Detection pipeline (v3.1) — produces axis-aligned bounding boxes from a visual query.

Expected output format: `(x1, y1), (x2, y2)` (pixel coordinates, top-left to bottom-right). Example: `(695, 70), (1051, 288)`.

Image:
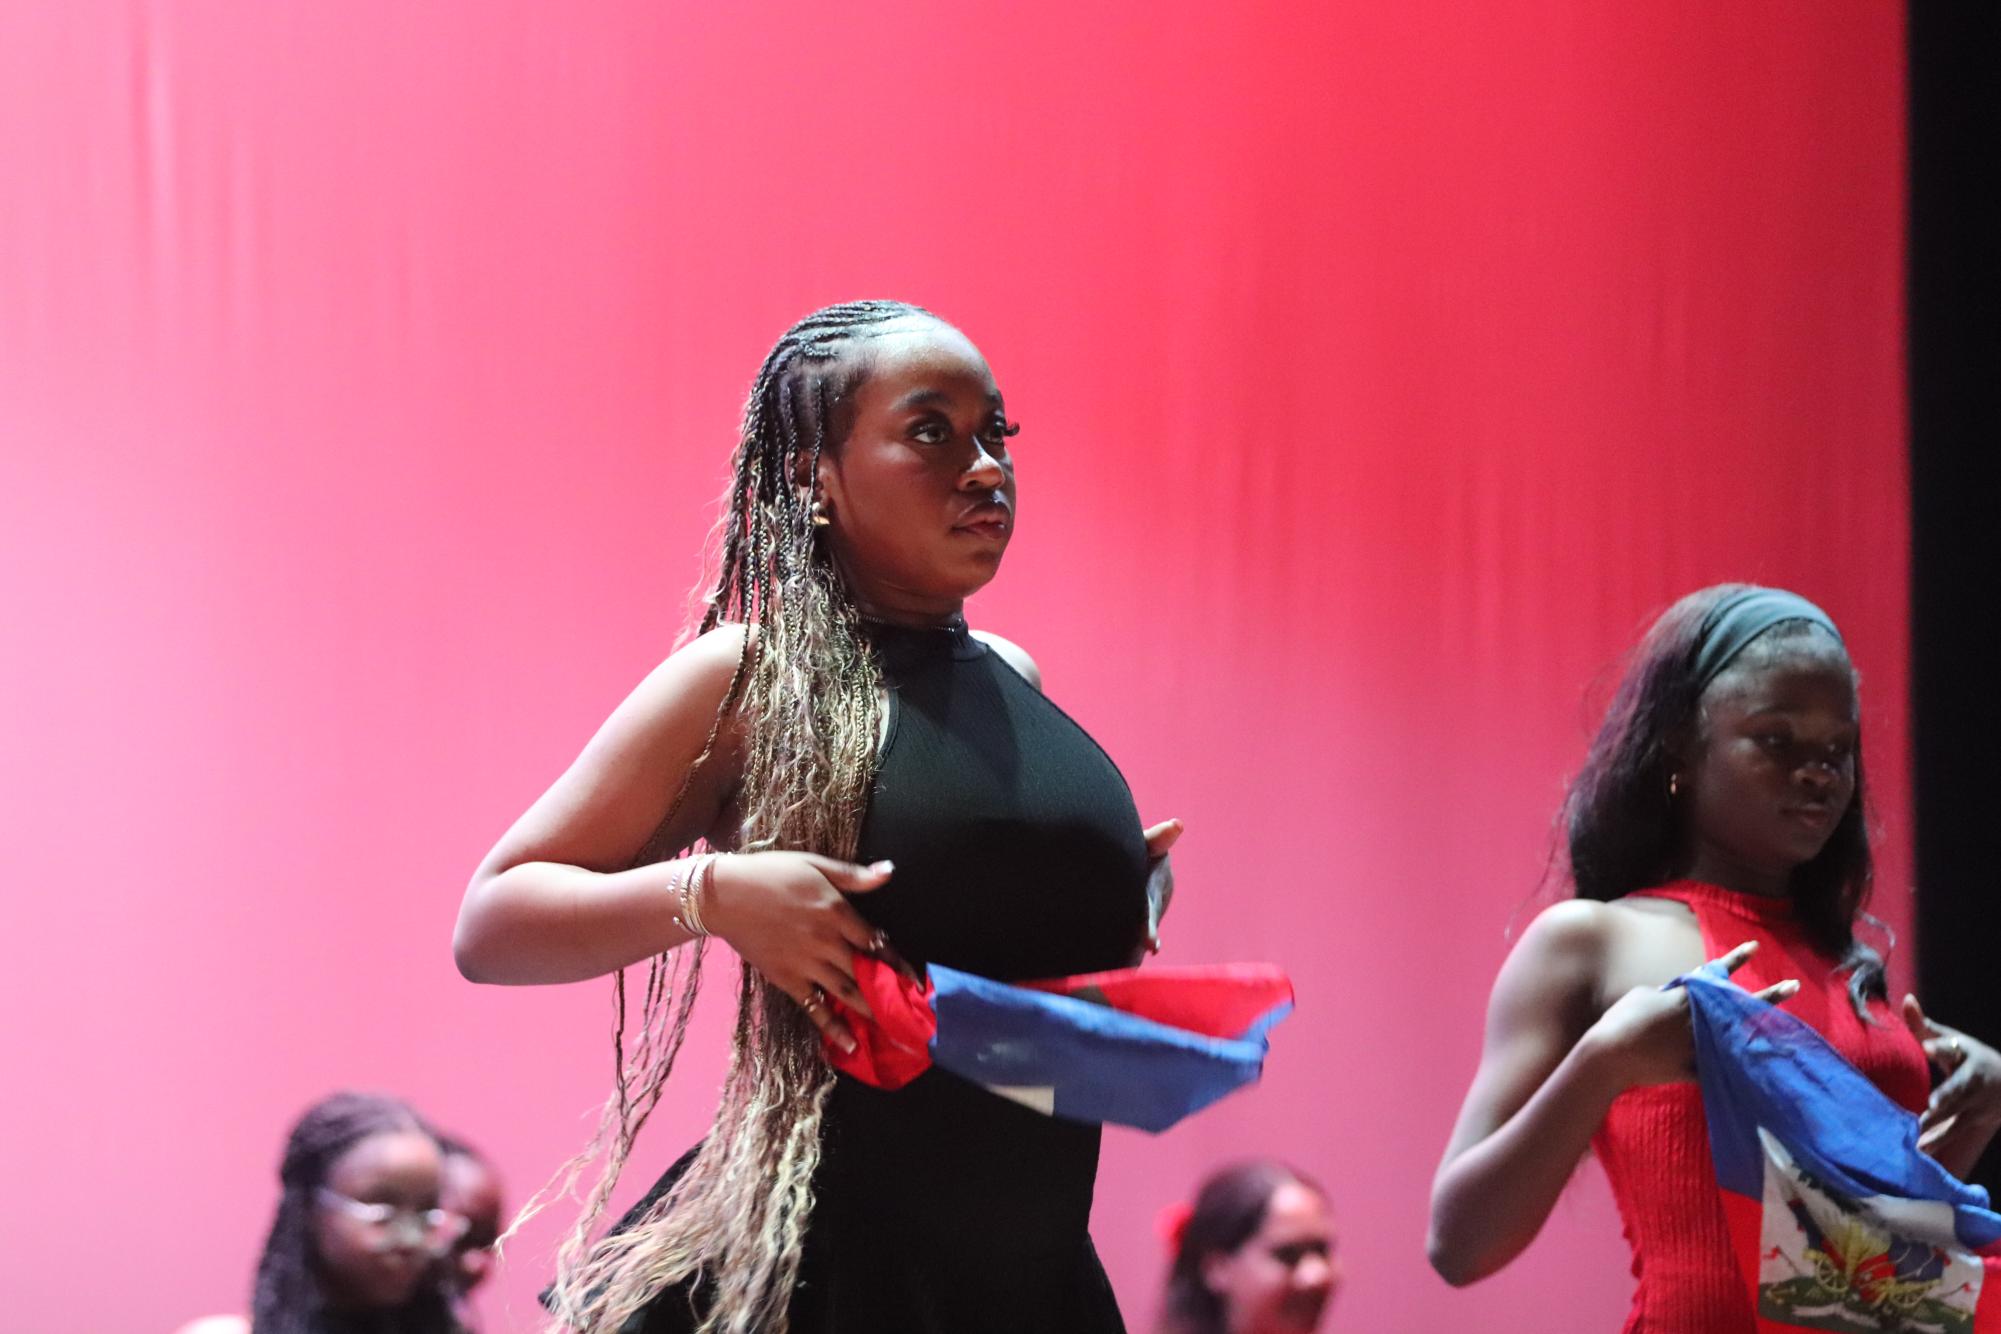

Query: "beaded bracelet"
(664, 861), (691, 935)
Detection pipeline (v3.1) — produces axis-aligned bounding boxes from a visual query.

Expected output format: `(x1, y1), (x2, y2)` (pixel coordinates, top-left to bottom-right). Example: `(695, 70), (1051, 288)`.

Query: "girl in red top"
(1429, 584), (2001, 1331)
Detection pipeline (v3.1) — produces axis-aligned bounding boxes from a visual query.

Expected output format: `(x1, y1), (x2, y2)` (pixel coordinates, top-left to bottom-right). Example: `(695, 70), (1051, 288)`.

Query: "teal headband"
(1691, 587), (1843, 695)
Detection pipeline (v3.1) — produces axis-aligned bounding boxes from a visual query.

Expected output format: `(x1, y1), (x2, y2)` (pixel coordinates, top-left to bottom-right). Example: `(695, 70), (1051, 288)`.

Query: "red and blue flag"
(1681, 963), (2001, 1333)
(824, 958), (1293, 1133)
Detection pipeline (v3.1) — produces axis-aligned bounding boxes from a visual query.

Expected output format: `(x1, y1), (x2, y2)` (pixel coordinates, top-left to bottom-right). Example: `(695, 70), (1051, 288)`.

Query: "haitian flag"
(1680, 963), (2001, 1333)
(824, 958), (1293, 1133)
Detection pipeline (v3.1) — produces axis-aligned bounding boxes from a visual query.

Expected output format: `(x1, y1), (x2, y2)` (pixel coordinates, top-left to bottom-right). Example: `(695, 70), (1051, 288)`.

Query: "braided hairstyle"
(533, 301), (943, 1334)
(251, 1091), (460, 1334)
(1563, 583), (1884, 1016)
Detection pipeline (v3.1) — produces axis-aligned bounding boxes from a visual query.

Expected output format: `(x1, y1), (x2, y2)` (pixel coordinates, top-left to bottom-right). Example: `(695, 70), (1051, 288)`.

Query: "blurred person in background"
(1157, 1159), (1339, 1334)
(177, 1091), (467, 1334)
(435, 1136), (503, 1330)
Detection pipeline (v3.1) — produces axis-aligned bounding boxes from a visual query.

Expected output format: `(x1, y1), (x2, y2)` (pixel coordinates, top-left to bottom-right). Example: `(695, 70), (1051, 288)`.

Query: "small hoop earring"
(809, 498), (831, 528)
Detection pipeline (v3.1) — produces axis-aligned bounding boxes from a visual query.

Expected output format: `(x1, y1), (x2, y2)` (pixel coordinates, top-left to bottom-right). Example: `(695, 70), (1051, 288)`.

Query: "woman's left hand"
(1139, 818), (1182, 956)
(1903, 995), (2001, 1141)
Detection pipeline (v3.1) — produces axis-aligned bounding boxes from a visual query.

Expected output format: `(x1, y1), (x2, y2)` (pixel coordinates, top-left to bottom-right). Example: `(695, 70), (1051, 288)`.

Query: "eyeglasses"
(316, 1187), (471, 1255)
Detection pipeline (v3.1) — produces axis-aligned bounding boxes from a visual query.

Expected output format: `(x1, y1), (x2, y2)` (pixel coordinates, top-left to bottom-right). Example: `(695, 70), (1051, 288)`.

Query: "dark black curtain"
(1910, 2), (2001, 1193)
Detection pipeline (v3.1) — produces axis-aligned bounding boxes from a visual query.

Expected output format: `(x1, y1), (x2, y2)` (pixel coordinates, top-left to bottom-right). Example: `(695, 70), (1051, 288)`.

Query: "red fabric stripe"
(1020, 964), (1293, 1038)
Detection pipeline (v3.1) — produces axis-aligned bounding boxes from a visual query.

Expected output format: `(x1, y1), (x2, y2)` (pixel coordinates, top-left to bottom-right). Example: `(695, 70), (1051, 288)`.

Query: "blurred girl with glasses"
(177, 1091), (467, 1334)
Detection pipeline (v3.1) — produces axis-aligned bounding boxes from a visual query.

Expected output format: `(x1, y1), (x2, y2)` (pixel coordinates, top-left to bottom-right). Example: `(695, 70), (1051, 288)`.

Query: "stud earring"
(1669, 772), (1682, 797)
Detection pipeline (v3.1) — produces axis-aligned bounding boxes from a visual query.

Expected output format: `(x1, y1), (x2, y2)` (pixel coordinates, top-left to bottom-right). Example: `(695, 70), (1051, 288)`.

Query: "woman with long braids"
(179, 1092), (468, 1334)
(455, 301), (1179, 1332)
(1428, 585), (2001, 1328)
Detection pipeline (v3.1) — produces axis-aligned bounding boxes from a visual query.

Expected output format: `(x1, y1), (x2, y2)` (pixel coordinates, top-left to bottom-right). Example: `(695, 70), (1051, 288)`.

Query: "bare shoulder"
(611, 618), (754, 757)
(1483, 899), (1623, 1030)
(1450, 899), (1622, 1145)
(1603, 892), (1696, 929)
(474, 621), (752, 879)
(970, 629), (1042, 691)
(1516, 894), (1692, 954)
(1503, 894), (1705, 1016)
(660, 621), (751, 688)
(612, 622), (752, 729)
(1511, 898), (1620, 966)
(174, 1318), (249, 1334)
(1596, 892), (1707, 995)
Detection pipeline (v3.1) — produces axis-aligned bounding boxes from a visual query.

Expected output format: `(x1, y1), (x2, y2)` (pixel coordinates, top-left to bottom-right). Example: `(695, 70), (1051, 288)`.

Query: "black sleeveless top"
(630, 620), (1150, 1333)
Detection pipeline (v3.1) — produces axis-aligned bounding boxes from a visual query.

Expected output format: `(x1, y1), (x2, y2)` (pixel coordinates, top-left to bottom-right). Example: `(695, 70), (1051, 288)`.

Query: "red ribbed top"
(1590, 881), (1929, 1333)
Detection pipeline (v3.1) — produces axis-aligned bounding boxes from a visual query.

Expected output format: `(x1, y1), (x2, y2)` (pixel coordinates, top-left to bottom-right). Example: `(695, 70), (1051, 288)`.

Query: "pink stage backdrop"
(0, 4), (1904, 1330)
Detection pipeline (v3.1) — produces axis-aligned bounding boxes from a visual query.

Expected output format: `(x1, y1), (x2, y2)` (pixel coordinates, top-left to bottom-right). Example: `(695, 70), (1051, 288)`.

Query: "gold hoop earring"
(809, 499), (830, 528)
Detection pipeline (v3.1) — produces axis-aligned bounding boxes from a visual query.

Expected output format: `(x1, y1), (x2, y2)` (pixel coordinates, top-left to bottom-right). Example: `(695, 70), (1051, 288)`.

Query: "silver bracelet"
(670, 855), (711, 938)
(681, 852), (722, 938)
(691, 853), (715, 937)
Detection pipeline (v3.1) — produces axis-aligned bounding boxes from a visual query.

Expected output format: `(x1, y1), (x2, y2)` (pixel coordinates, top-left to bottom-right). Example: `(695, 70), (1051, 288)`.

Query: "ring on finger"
(1950, 1037), (1965, 1060)
(802, 985), (830, 1017)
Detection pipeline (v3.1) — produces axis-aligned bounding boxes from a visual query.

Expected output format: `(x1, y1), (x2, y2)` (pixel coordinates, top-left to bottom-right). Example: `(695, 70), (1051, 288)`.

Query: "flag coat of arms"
(1681, 964), (2001, 1333)
(824, 957), (1293, 1133)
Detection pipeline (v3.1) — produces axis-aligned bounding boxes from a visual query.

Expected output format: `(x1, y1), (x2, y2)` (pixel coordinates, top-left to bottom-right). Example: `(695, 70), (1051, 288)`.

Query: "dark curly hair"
(1563, 583), (1883, 1015)
(250, 1091), (463, 1334)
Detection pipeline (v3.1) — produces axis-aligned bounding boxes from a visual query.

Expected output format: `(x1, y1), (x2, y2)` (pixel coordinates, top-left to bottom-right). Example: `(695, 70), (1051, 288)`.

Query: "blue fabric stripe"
(926, 965), (1289, 1133)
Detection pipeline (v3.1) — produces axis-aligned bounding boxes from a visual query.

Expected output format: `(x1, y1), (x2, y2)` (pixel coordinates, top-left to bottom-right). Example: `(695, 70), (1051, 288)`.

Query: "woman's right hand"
(702, 852), (895, 1054)
(1583, 940), (1798, 1090)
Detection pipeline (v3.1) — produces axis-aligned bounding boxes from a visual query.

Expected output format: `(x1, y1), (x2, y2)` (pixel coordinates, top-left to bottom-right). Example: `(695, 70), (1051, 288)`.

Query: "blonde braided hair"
(522, 302), (936, 1333)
